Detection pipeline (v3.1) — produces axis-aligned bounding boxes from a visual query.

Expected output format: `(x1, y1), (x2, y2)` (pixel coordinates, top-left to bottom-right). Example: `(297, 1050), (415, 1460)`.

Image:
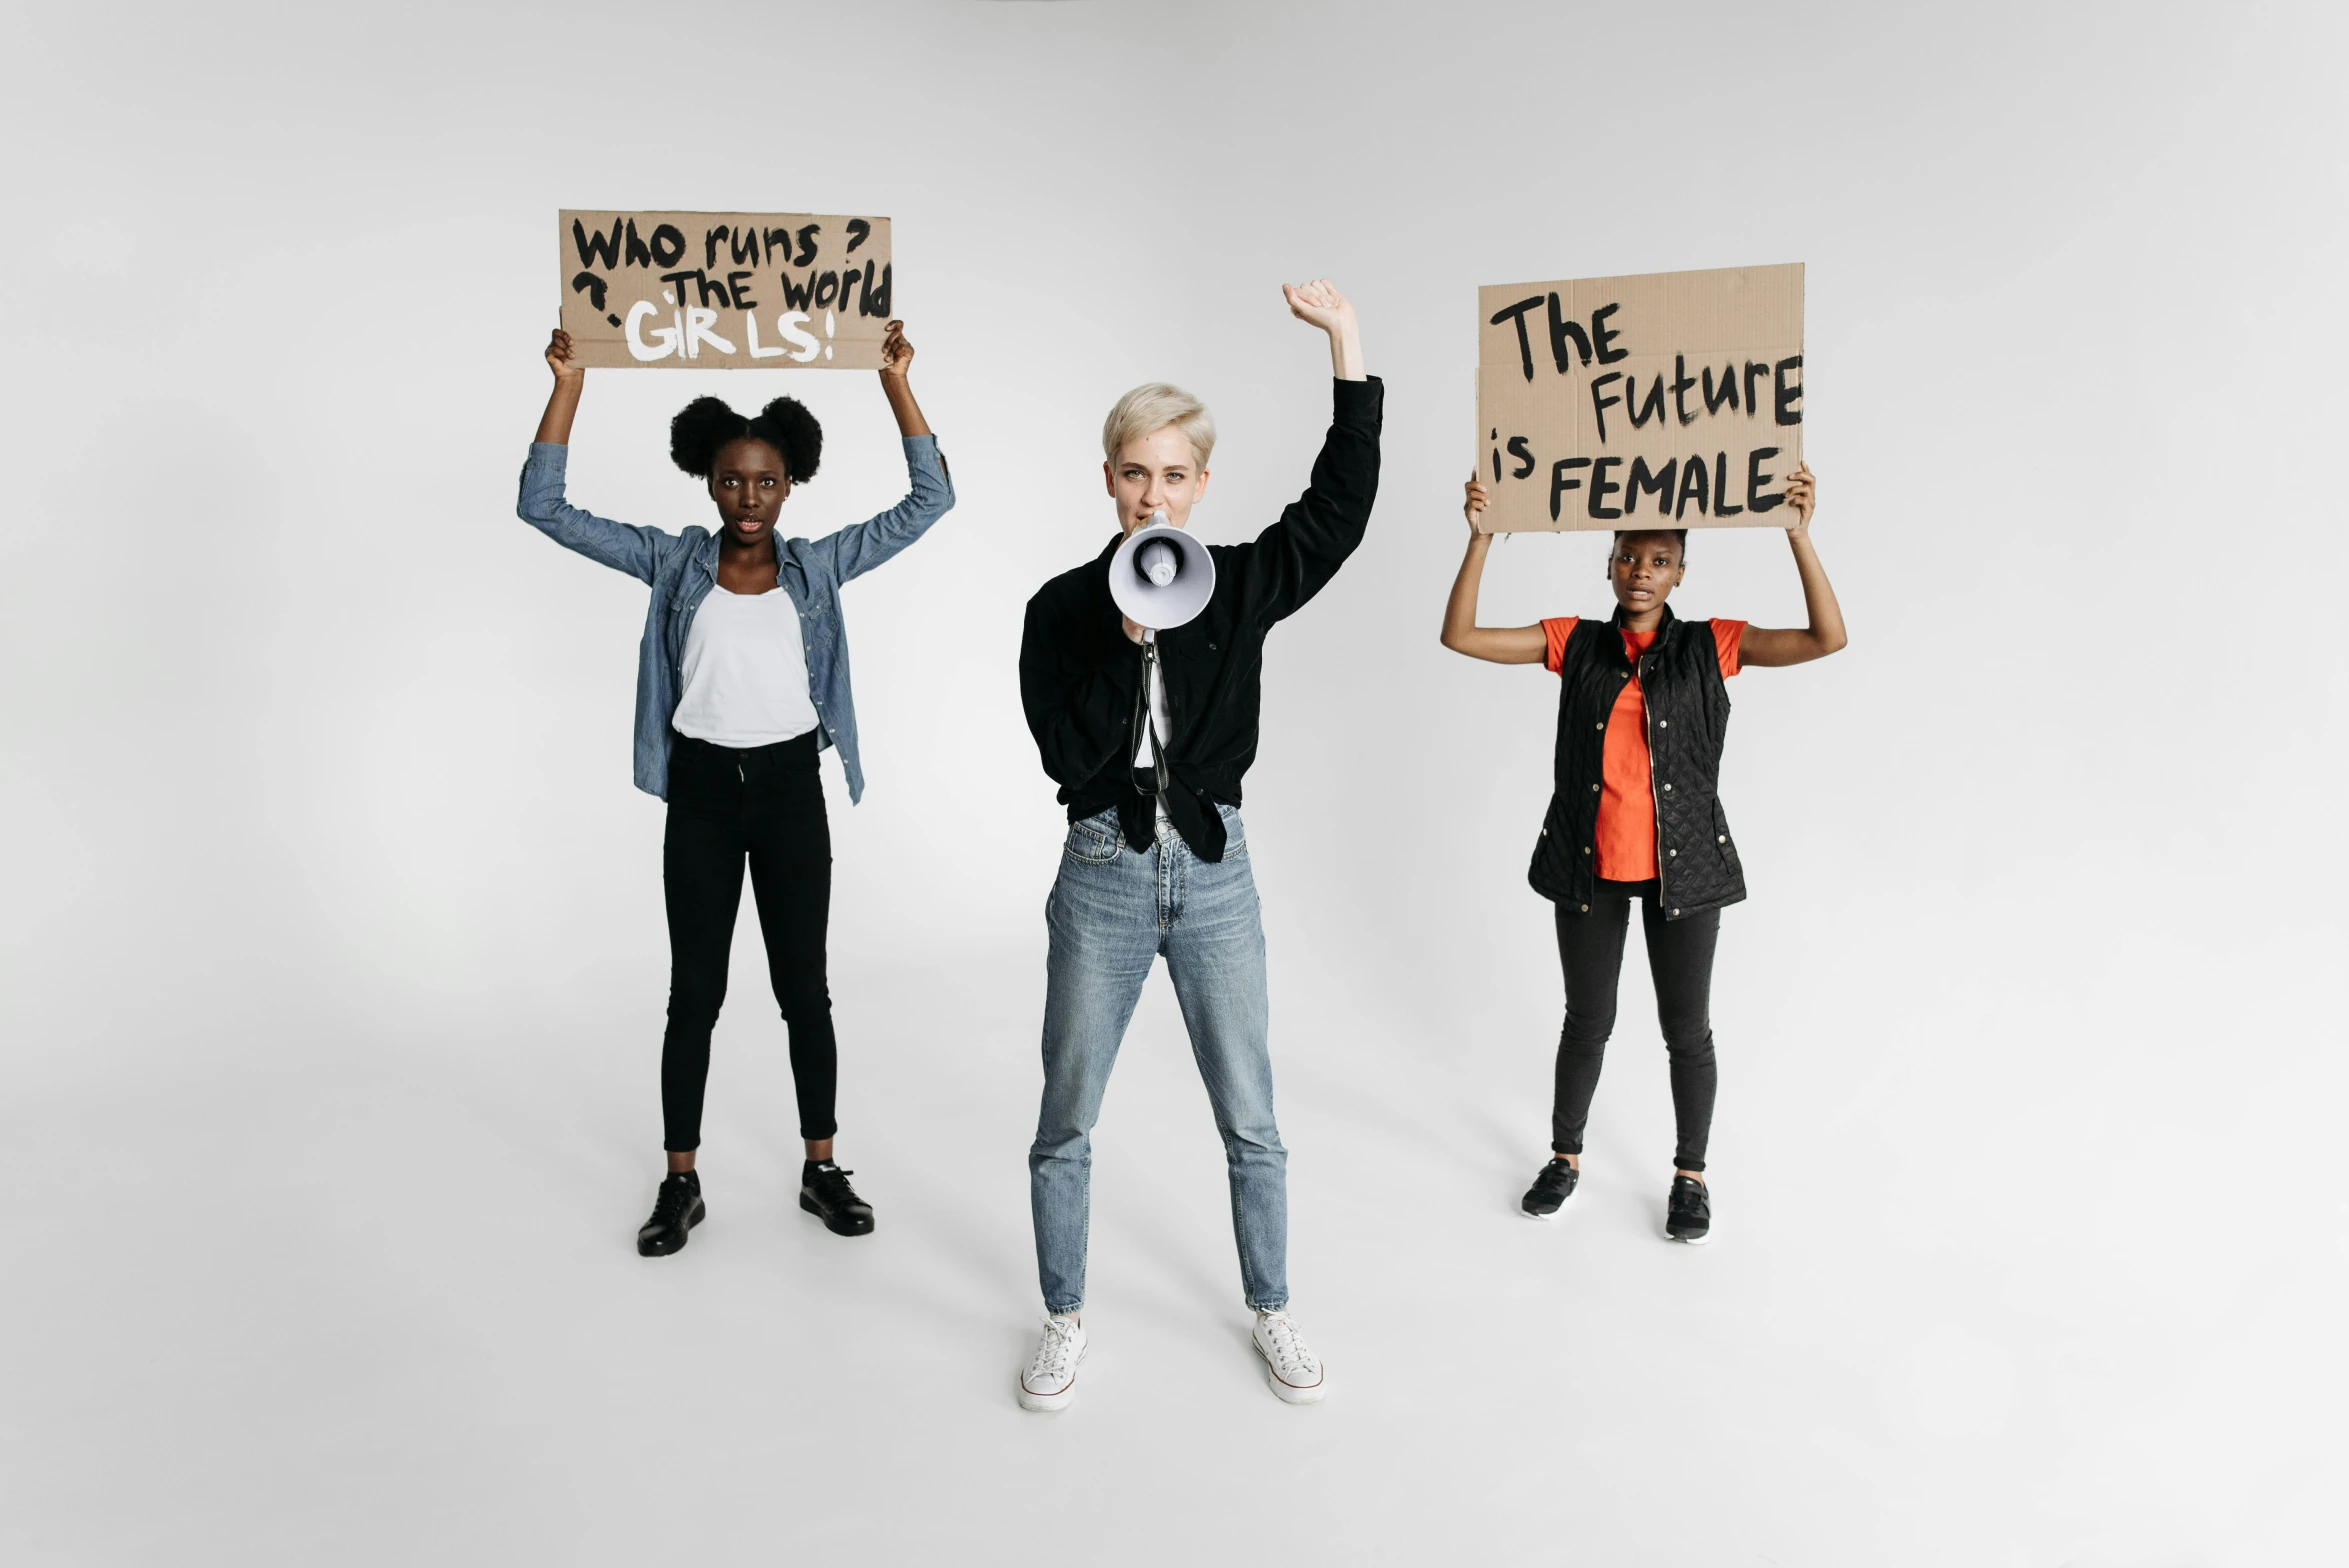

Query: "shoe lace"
(811, 1166), (860, 1200)
(1258, 1312), (1318, 1377)
(650, 1179), (695, 1225)
(1027, 1318), (1080, 1383)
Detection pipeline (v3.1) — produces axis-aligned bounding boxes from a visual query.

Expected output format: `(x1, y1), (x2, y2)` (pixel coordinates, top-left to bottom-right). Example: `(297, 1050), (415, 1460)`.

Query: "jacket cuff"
(526, 441), (570, 474)
(1332, 374), (1384, 427)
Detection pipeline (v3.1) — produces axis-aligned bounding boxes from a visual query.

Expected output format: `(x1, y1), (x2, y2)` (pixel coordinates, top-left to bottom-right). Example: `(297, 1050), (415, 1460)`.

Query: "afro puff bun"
(669, 395), (823, 484)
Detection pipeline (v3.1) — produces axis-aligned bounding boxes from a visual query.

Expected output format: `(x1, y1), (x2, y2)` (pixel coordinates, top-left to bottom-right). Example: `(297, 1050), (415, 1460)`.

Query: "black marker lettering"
(1626, 456), (1676, 516)
(778, 272), (814, 311)
(1627, 374), (1667, 430)
(732, 229), (761, 267)
(726, 270), (757, 310)
(1590, 372), (1624, 443)
(763, 227), (793, 263)
(1590, 302), (1628, 364)
(1674, 455), (1710, 519)
(813, 270), (840, 309)
(1587, 457), (1624, 520)
(1507, 435), (1536, 479)
(1671, 355), (1698, 426)
(1548, 291), (1593, 371)
(624, 219), (653, 268)
(1713, 452), (1743, 516)
(1549, 457), (1592, 522)
(1746, 446), (1784, 512)
(704, 225), (729, 270)
(864, 262), (892, 317)
(836, 264), (863, 316)
(1489, 295), (1544, 382)
(572, 218), (623, 270)
(649, 224), (687, 268)
(1702, 363), (1739, 415)
(1743, 360), (1768, 415)
(658, 268), (697, 303)
(845, 218), (872, 254)
(1774, 355), (1804, 426)
(570, 271), (608, 312)
(793, 224), (821, 267)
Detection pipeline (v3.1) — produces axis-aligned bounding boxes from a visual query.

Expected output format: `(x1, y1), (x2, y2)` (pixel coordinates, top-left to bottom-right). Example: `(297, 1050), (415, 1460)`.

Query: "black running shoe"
(637, 1172), (705, 1257)
(1665, 1175), (1711, 1244)
(800, 1162), (875, 1237)
(1520, 1158), (1580, 1220)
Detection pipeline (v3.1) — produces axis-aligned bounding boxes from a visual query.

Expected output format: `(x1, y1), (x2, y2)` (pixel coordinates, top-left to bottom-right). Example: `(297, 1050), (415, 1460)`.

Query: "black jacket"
(1530, 604), (1747, 919)
(1020, 376), (1384, 861)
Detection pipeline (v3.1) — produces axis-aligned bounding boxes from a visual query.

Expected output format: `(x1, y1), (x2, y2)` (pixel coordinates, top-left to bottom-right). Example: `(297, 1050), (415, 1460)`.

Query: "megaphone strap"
(1130, 633), (1172, 807)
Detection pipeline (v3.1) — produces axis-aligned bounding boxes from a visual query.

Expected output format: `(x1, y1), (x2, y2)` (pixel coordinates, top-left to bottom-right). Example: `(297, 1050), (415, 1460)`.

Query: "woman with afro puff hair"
(519, 319), (953, 1257)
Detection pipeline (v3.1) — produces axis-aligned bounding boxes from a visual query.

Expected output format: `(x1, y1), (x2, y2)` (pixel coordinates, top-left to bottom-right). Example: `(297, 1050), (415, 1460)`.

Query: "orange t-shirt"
(1541, 618), (1746, 883)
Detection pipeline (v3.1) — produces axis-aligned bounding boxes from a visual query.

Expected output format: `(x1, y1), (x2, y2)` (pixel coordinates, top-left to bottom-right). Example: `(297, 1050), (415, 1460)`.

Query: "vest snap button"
(1671, 908), (1681, 917)
(1595, 722), (1604, 731)
(1669, 848), (1677, 857)
(1662, 782), (1671, 791)
(1590, 784), (1600, 793)
(1660, 720), (1668, 728)
(1582, 846), (1590, 855)
(1718, 834), (1726, 843)
(1540, 828), (1548, 836)
(1580, 904), (1589, 913)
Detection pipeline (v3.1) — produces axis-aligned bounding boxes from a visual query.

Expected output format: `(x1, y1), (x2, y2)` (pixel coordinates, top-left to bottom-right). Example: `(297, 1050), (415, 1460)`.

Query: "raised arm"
(1439, 478), (1548, 664)
(1737, 463), (1850, 668)
(804, 319), (956, 583)
(516, 328), (671, 583)
(536, 329), (584, 444)
(1224, 280), (1383, 629)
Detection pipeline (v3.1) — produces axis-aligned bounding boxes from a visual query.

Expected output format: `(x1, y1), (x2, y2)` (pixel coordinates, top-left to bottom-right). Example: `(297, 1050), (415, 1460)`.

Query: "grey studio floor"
(3, 2), (2344, 1564)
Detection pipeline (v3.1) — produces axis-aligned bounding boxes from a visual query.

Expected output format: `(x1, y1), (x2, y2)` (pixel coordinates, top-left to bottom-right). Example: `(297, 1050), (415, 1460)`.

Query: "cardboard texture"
(558, 211), (893, 370)
(1474, 263), (1804, 532)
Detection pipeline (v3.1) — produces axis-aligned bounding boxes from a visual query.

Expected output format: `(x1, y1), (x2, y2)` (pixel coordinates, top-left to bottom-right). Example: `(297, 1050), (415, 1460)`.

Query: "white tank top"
(670, 585), (821, 747)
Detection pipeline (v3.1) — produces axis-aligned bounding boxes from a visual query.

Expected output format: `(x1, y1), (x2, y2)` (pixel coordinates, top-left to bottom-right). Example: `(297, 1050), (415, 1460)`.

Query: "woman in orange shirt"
(1439, 463), (1846, 1243)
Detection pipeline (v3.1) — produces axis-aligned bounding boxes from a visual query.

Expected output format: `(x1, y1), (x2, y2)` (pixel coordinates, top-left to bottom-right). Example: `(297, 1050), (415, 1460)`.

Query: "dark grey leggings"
(1551, 878), (1720, 1171)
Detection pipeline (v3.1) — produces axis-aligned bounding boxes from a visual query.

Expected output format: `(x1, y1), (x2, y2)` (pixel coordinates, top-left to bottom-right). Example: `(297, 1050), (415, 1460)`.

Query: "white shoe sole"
(1519, 1190), (1578, 1221)
(1254, 1341), (1327, 1405)
(1664, 1228), (1712, 1245)
(1017, 1344), (1087, 1412)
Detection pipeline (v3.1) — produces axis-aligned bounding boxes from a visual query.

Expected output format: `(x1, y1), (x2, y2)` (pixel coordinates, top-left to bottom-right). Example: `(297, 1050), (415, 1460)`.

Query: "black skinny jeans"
(1551, 878), (1720, 1171)
(660, 729), (837, 1151)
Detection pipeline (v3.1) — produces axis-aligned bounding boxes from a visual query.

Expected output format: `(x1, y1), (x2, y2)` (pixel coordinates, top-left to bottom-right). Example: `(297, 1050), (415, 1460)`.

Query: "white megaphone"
(1109, 511), (1216, 630)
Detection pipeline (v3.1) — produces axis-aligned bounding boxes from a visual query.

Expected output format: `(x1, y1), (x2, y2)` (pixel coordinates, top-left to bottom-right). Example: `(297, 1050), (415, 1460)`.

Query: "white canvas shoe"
(1252, 1310), (1327, 1405)
(1017, 1315), (1087, 1413)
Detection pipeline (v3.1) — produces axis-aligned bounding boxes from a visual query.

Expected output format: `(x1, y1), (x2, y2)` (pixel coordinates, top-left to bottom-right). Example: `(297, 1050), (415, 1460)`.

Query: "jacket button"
(1590, 783), (1600, 793)
(1594, 722), (1604, 731)
(1671, 907), (1681, 917)
(1661, 782), (1671, 791)
(1581, 846), (1590, 855)
(1659, 720), (1668, 729)
(1540, 828), (1548, 836)
(1669, 848), (1678, 857)
(1718, 834), (1726, 844)
(1579, 904), (1589, 913)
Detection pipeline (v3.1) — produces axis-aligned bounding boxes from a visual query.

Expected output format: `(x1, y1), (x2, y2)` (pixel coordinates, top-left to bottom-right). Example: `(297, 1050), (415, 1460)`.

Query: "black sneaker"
(1665, 1175), (1711, 1244)
(800, 1162), (875, 1237)
(637, 1172), (705, 1257)
(1520, 1158), (1580, 1220)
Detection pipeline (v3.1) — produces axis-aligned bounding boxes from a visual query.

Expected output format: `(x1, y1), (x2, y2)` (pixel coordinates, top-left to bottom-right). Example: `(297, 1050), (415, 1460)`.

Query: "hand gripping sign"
(557, 210), (894, 370)
(1475, 263), (1804, 532)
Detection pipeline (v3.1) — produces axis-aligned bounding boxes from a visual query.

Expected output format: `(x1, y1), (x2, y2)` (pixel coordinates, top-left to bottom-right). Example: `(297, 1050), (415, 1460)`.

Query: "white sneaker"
(1017, 1314), (1087, 1412)
(1252, 1310), (1327, 1405)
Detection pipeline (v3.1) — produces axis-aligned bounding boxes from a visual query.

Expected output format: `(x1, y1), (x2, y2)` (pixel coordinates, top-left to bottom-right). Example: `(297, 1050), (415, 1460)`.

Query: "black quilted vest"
(1529, 605), (1747, 920)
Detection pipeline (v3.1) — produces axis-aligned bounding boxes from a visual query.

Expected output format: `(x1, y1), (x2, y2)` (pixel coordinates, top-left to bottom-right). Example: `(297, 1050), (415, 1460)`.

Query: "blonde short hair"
(1101, 382), (1216, 469)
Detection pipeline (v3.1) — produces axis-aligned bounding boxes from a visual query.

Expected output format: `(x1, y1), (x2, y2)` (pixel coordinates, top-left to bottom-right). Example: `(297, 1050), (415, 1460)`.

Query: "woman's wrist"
(1328, 326), (1364, 381)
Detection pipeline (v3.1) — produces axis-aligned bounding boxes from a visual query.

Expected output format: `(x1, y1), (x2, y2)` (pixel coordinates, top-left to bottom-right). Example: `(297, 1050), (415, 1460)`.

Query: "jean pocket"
(1064, 817), (1121, 865)
(1215, 802), (1246, 857)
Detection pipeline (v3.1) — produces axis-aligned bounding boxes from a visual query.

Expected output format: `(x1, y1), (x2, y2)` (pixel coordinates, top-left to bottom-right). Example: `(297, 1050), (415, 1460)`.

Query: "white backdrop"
(2, 2), (2342, 1563)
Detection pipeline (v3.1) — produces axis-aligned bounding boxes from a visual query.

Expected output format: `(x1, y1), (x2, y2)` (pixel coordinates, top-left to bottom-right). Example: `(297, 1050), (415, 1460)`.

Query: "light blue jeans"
(1029, 805), (1287, 1314)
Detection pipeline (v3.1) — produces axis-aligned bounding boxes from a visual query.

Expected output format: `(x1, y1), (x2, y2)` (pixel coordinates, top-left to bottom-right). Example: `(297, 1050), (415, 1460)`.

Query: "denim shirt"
(516, 435), (954, 802)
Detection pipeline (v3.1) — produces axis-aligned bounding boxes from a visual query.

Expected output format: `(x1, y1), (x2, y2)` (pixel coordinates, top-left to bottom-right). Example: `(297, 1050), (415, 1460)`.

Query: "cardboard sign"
(1475, 263), (1803, 532)
(557, 210), (893, 370)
